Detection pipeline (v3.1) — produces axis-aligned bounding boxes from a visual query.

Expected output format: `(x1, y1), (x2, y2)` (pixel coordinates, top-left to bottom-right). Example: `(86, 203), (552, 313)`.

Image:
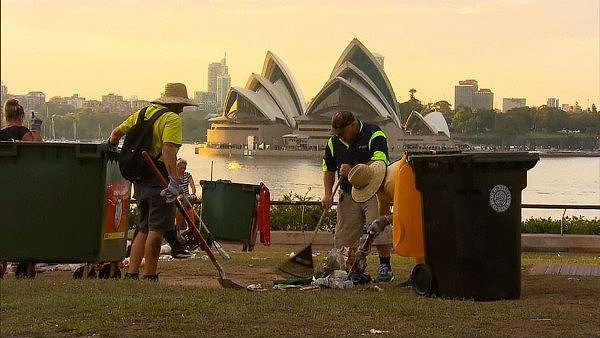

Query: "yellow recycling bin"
(392, 154), (424, 258)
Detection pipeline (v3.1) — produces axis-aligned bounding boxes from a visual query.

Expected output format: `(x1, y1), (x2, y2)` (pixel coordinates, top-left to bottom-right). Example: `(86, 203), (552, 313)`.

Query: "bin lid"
(200, 179), (261, 191)
(409, 151), (539, 169)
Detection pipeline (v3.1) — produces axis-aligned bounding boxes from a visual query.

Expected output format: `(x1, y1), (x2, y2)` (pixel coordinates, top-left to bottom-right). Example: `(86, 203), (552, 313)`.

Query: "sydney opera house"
(205, 38), (454, 153)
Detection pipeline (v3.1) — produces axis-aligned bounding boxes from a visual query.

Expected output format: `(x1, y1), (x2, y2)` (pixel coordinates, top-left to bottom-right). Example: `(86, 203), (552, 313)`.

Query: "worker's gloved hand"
(30, 115), (43, 133)
(104, 138), (118, 151)
(367, 215), (391, 236)
(160, 176), (182, 203)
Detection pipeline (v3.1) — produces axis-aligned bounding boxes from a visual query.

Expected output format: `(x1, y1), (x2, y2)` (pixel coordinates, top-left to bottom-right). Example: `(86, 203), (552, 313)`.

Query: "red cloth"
(258, 184), (271, 246)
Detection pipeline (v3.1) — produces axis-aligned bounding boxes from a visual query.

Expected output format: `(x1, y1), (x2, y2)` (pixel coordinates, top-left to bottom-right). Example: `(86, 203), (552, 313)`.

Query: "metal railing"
(132, 199), (598, 235)
(270, 201), (599, 236)
(521, 204), (599, 235)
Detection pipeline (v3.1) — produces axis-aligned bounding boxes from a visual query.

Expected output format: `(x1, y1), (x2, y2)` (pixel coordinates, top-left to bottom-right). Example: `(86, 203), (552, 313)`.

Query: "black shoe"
(124, 272), (139, 280)
(143, 274), (159, 281)
(171, 250), (192, 259)
(398, 278), (413, 288)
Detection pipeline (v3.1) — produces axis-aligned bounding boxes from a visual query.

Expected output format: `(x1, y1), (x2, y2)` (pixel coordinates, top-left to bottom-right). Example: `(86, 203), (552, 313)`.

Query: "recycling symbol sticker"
(489, 184), (511, 213)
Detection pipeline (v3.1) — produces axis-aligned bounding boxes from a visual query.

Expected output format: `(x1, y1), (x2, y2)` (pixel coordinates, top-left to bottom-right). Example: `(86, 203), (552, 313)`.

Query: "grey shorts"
(134, 182), (176, 233)
(334, 191), (392, 248)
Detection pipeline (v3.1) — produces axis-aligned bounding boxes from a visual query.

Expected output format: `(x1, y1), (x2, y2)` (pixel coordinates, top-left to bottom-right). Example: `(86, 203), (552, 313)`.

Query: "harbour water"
(177, 144), (600, 220)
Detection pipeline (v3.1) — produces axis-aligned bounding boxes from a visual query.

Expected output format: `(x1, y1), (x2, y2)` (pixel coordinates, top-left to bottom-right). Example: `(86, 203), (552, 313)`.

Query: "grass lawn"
(1, 252), (599, 337)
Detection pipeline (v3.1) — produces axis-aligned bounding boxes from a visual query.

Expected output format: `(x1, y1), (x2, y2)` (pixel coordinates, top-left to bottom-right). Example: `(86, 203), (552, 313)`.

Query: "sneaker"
(171, 250), (192, 259)
(398, 278), (413, 288)
(375, 264), (394, 283)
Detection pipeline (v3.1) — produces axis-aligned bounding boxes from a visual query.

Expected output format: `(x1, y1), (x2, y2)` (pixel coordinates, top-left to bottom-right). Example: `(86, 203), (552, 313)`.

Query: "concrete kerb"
(242, 232), (600, 253)
(131, 230), (600, 253)
(521, 234), (600, 253)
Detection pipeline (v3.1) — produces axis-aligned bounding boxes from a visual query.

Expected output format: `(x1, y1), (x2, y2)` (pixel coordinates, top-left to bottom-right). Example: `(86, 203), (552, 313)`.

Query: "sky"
(1, 0), (599, 109)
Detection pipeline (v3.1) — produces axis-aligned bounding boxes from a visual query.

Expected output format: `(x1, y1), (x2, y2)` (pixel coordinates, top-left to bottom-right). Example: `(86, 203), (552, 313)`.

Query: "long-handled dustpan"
(178, 194), (231, 260)
(278, 180), (340, 278)
(142, 151), (243, 289)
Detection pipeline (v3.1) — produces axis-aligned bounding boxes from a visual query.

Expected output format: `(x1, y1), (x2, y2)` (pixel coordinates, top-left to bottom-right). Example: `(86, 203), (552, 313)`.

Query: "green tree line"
(38, 90), (600, 147)
(397, 89), (600, 149)
(39, 104), (210, 142)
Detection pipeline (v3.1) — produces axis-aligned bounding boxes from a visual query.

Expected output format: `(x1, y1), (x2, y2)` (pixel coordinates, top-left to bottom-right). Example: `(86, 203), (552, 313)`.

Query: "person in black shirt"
(0, 99), (41, 142)
(1, 99), (42, 278)
(322, 111), (394, 282)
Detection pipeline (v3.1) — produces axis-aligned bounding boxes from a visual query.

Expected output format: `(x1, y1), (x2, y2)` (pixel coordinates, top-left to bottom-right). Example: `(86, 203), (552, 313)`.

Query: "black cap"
(331, 111), (355, 135)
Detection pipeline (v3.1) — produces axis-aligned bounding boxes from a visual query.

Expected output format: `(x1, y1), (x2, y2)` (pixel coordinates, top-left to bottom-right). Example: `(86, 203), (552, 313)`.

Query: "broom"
(278, 180), (340, 278)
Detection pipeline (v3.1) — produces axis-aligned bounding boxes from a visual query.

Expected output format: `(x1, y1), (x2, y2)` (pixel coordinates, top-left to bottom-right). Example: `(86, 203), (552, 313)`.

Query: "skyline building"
(502, 98), (527, 113)
(547, 97), (560, 108)
(195, 91), (218, 114)
(207, 56), (227, 94)
(454, 79), (494, 110)
(454, 80), (477, 109)
(473, 89), (493, 110)
(216, 73), (231, 109)
(23, 91), (46, 112)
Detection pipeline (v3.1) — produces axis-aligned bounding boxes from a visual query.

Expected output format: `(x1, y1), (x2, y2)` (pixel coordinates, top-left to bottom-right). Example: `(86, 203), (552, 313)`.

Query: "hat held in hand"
(348, 161), (387, 203)
(152, 83), (198, 106)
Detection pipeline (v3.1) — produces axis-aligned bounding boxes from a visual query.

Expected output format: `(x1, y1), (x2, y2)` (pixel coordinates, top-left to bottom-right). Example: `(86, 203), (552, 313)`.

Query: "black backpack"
(118, 106), (168, 182)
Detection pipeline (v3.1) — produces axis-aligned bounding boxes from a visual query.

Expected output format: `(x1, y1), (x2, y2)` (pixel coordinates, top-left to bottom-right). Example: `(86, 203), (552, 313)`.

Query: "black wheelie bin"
(408, 152), (539, 300)
(0, 142), (130, 277)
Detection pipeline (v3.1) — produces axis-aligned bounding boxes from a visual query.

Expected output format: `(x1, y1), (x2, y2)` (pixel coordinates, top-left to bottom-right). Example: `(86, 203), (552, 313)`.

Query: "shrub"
(270, 190), (336, 231)
(521, 216), (600, 235)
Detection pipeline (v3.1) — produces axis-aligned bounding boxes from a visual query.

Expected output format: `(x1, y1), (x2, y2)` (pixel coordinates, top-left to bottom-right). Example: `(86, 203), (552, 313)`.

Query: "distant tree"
(409, 88), (417, 99)
(451, 106), (476, 134)
(473, 109), (496, 132)
(433, 100), (452, 114)
(534, 106), (568, 132)
(46, 102), (75, 116)
(592, 103), (597, 114)
(494, 113), (520, 136)
(397, 94), (423, 125)
(505, 107), (534, 133)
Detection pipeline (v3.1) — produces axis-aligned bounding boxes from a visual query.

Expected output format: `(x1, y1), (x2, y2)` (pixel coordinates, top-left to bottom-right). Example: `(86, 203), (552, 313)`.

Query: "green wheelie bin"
(408, 152), (539, 300)
(199, 180), (260, 251)
(0, 142), (130, 270)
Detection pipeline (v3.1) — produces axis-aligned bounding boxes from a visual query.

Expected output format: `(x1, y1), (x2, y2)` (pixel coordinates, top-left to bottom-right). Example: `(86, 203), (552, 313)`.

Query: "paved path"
(529, 263), (600, 276)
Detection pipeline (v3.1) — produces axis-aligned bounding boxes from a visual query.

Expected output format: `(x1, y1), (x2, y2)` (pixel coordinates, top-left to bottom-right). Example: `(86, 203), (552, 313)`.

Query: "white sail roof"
(217, 51), (303, 128)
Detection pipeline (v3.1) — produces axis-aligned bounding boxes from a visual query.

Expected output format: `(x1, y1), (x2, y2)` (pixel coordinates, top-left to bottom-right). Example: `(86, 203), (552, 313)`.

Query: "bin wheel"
(15, 262), (36, 279)
(73, 265), (97, 279)
(98, 262), (122, 279)
(411, 263), (435, 297)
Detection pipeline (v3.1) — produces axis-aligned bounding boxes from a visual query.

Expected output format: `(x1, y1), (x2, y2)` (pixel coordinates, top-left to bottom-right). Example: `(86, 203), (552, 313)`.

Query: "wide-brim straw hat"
(348, 160), (387, 203)
(152, 83), (197, 106)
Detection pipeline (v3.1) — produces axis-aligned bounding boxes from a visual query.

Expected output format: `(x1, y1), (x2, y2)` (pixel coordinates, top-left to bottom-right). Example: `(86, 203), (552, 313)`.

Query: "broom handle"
(141, 151), (226, 278)
(310, 180), (341, 243)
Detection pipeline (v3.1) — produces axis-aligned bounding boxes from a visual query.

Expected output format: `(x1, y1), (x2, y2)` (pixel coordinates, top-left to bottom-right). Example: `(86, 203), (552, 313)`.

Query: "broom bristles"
(278, 245), (314, 278)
